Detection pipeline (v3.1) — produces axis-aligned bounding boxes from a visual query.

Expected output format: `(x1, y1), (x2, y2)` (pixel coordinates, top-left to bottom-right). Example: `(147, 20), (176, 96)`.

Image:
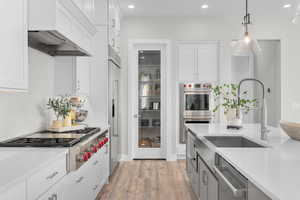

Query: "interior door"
(132, 43), (166, 159)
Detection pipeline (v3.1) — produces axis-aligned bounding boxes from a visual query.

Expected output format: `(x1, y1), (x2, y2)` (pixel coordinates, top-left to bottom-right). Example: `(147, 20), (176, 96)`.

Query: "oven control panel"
(183, 83), (212, 90)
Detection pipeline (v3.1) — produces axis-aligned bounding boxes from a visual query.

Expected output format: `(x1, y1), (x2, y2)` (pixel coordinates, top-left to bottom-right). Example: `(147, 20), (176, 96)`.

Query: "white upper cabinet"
(94, 0), (108, 25)
(178, 42), (219, 83)
(109, 0), (121, 54)
(178, 44), (198, 81)
(76, 57), (91, 96)
(73, 0), (95, 23)
(0, 0), (28, 91)
(55, 57), (90, 97)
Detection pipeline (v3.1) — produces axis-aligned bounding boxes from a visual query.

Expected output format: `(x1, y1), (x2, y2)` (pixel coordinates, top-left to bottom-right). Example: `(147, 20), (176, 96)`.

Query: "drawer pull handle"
(46, 171), (59, 180)
(76, 176), (84, 183)
(93, 160), (99, 165)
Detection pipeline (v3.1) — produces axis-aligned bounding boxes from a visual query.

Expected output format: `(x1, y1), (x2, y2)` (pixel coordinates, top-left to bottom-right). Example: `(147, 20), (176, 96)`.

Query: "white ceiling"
(120, 0), (299, 18)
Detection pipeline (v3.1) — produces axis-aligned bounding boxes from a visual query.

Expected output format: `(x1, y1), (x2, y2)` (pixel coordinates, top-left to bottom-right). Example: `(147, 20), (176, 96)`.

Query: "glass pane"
(138, 50), (161, 148)
(185, 94), (209, 110)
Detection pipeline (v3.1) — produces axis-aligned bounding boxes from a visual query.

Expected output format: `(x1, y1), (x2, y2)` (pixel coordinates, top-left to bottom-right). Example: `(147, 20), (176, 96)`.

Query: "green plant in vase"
(47, 96), (72, 128)
(212, 83), (257, 126)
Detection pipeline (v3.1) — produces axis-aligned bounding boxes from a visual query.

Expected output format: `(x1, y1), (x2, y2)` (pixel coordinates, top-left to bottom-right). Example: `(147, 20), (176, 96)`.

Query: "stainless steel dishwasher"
(214, 154), (248, 200)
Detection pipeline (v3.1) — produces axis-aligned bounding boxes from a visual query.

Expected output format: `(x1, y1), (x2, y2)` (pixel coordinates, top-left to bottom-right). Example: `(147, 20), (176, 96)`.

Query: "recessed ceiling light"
(128, 4), (135, 9)
(201, 4), (209, 9)
(283, 4), (291, 8)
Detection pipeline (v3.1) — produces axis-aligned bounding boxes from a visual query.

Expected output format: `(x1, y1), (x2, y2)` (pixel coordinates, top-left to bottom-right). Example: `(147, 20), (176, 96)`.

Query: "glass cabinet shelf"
(139, 80), (160, 83)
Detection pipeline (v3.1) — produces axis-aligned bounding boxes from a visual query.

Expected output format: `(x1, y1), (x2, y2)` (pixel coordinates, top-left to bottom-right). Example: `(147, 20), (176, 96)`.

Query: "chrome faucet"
(237, 78), (269, 140)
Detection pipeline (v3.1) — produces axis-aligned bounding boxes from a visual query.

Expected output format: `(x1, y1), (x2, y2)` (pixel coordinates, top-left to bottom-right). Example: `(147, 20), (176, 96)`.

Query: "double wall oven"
(180, 83), (213, 144)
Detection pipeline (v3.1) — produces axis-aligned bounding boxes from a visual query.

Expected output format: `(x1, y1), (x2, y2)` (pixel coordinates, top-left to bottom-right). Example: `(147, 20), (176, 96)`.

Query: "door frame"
(128, 39), (172, 160)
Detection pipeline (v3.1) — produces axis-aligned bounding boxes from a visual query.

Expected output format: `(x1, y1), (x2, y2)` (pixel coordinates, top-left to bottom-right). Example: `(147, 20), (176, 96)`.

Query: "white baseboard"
(167, 154), (177, 161)
(120, 154), (130, 161)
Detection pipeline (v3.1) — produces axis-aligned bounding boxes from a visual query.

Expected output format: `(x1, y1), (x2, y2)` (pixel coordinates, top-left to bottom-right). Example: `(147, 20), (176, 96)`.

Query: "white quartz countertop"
(186, 123), (300, 200)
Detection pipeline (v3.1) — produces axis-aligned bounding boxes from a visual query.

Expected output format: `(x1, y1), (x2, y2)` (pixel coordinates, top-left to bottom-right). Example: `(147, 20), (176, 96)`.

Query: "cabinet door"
(248, 182), (271, 200)
(0, 0), (28, 91)
(64, 167), (93, 200)
(39, 181), (64, 200)
(199, 158), (208, 200)
(94, 0), (108, 25)
(178, 44), (197, 81)
(196, 43), (219, 82)
(207, 168), (218, 200)
(76, 57), (91, 96)
(0, 182), (26, 200)
(198, 157), (218, 200)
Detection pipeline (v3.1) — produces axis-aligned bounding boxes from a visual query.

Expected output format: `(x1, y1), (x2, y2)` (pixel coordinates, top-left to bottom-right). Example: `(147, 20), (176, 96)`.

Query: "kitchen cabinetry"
(248, 182), (272, 200)
(73, 0), (95, 23)
(27, 153), (67, 200)
(95, 0), (108, 25)
(55, 57), (90, 96)
(109, 0), (121, 54)
(76, 57), (91, 96)
(64, 144), (109, 200)
(0, 0), (28, 91)
(39, 181), (64, 200)
(0, 182), (26, 200)
(178, 42), (219, 82)
(198, 157), (218, 200)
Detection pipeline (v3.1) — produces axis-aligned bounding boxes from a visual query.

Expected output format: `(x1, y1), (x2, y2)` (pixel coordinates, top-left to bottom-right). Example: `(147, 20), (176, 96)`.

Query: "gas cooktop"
(0, 127), (101, 147)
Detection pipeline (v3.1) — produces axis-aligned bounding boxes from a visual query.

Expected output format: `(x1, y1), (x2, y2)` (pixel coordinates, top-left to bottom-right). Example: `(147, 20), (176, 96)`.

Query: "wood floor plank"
(96, 160), (197, 200)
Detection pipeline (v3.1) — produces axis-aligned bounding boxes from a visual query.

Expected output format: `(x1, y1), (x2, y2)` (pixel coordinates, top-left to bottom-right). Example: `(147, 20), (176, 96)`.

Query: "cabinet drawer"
(27, 154), (67, 200)
(0, 181), (26, 200)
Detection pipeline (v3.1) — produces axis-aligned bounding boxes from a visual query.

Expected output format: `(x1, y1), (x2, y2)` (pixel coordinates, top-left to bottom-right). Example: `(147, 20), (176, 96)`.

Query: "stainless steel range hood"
(28, 31), (90, 56)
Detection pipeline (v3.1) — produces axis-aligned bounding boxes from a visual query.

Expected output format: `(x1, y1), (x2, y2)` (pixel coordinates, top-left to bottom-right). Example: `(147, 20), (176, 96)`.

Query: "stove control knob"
(97, 141), (102, 148)
(78, 152), (89, 162)
(91, 145), (98, 153)
(86, 152), (92, 159)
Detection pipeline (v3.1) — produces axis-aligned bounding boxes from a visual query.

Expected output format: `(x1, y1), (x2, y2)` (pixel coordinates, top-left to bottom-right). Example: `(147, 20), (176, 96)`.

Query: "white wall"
(0, 48), (55, 141)
(121, 16), (300, 157)
(254, 40), (281, 127)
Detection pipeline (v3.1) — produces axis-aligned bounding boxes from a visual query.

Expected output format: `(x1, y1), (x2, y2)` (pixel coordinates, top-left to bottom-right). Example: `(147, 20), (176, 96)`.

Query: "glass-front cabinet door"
(138, 50), (161, 149)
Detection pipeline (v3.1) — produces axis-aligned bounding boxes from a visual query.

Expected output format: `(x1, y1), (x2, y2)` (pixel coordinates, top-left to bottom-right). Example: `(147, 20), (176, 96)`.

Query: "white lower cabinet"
(198, 157), (218, 200)
(27, 154), (67, 200)
(0, 181), (26, 200)
(64, 145), (109, 200)
(39, 181), (64, 200)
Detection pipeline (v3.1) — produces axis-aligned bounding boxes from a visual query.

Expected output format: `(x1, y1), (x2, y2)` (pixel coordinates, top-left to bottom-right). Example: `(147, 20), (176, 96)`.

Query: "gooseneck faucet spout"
(237, 78), (269, 140)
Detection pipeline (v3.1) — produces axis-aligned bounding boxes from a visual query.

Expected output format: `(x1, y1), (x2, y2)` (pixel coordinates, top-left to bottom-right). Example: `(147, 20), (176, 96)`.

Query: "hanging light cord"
(242, 0), (251, 36)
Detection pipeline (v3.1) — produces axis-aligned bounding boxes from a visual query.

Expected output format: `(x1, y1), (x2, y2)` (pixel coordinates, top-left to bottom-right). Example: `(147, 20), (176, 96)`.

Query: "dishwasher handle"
(213, 166), (246, 198)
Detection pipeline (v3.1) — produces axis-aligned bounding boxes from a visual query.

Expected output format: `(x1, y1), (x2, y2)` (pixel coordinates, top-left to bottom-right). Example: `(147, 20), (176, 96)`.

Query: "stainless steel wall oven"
(179, 83), (213, 144)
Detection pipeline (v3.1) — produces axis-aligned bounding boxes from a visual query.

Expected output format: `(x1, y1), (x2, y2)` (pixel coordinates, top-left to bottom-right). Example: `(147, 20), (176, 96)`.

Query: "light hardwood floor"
(96, 160), (197, 200)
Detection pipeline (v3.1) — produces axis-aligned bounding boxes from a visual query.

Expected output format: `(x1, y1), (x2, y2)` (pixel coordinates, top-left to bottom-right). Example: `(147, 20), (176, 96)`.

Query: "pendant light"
(232, 0), (262, 56)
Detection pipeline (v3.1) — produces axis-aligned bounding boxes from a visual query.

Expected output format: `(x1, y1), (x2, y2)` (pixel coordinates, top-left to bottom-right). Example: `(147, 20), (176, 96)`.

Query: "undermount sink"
(204, 136), (266, 148)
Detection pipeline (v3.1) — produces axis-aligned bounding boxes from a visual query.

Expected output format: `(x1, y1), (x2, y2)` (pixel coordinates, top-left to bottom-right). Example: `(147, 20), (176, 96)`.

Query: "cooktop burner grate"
(0, 127), (101, 147)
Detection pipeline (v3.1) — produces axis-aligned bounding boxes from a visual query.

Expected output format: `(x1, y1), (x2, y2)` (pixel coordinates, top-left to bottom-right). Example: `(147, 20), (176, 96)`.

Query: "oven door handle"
(213, 166), (246, 198)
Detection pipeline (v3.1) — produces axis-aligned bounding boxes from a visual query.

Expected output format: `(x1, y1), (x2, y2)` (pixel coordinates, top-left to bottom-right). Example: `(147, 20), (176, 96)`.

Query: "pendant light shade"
(232, 0), (262, 56)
